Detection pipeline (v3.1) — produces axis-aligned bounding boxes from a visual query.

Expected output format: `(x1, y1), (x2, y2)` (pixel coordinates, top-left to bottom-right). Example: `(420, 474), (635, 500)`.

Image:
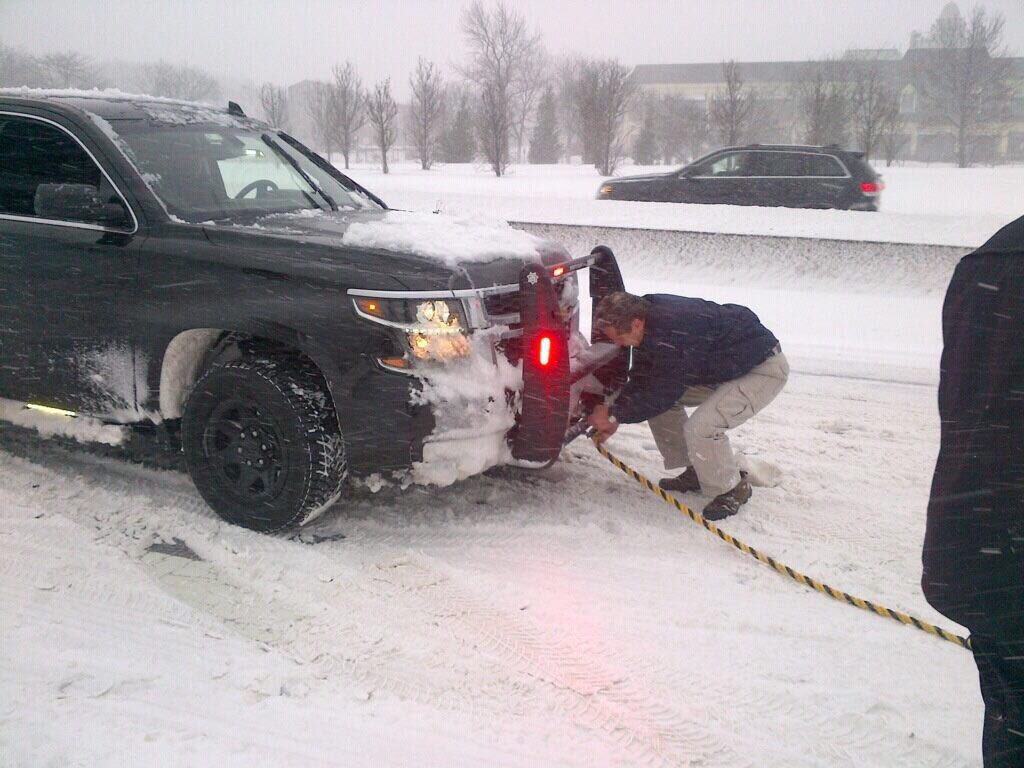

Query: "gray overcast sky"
(3, 0), (1023, 97)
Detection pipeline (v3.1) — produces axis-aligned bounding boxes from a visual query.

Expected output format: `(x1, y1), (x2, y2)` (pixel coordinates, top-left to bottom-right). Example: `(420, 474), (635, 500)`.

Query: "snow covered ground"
(0, 370), (981, 767)
(345, 162), (1024, 248)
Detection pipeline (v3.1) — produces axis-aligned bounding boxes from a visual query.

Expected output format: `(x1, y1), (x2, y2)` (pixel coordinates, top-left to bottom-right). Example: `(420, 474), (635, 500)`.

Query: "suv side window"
(693, 151), (758, 177)
(0, 114), (128, 227)
(803, 153), (847, 177)
(762, 151), (805, 177)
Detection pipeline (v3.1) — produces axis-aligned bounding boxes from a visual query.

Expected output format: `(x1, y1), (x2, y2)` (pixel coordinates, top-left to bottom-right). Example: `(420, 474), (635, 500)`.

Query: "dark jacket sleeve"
(611, 355), (685, 424)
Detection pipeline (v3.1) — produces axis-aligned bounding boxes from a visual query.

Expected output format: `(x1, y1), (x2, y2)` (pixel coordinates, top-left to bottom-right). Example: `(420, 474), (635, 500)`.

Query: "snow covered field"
(2, 161), (1006, 766)
(346, 162), (1024, 248)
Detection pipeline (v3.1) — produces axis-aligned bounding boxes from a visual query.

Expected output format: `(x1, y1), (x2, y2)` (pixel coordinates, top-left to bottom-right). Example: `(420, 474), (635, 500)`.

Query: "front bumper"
(343, 252), (616, 482)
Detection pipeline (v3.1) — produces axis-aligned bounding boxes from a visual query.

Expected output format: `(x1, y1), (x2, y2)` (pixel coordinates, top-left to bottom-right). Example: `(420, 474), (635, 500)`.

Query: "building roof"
(631, 52), (1024, 86)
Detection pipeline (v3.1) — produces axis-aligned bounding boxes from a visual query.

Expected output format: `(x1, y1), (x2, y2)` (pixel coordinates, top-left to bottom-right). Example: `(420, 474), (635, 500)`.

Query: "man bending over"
(588, 292), (788, 520)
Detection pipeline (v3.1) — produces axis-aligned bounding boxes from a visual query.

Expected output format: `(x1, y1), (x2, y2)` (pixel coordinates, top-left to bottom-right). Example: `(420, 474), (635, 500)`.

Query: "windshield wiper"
(261, 133), (338, 212)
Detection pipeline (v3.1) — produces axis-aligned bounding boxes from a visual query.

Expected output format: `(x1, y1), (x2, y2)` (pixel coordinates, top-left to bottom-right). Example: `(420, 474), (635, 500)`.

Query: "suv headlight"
(353, 297), (471, 364)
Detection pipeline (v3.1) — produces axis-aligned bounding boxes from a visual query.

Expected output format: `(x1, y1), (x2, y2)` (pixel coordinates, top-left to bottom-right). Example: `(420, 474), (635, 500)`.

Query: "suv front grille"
(483, 291), (522, 326)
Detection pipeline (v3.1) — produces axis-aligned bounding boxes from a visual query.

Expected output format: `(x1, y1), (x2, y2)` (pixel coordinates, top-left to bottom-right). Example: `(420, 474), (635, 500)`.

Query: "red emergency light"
(537, 334), (553, 367)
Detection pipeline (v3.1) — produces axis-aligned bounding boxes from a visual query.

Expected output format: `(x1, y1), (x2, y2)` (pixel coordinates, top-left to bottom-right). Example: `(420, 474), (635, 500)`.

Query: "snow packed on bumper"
(409, 333), (523, 487)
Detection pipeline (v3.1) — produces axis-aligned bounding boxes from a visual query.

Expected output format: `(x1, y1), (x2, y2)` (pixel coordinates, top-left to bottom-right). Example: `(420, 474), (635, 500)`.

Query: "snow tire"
(181, 356), (347, 532)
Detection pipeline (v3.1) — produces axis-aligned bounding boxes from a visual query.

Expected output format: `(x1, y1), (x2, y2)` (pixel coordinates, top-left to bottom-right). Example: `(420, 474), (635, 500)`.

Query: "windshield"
(113, 122), (381, 223)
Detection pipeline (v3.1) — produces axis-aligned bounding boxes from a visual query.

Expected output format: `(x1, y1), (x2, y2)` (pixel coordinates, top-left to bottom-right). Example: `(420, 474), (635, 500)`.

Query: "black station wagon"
(0, 90), (624, 531)
(598, 144), (883, 210)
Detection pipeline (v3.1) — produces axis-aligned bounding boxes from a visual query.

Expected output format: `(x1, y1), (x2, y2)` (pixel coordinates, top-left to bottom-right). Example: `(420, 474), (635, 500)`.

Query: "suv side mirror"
(34, 184), (131, 229)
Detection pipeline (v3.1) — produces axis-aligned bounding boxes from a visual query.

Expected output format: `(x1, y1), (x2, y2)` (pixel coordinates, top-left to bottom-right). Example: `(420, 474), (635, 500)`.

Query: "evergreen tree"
(441, 92), (476, 163)
(632, 105), (657, 165)
(528, 86), (561, 163)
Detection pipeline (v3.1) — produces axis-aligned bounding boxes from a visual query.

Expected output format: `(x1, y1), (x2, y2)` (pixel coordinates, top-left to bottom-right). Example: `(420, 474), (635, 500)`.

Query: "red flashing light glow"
(552, 266), (566, 277)
(538, 335), (552, 367)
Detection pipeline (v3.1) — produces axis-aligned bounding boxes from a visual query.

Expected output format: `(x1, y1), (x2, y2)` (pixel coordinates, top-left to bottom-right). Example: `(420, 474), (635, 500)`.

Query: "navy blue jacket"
(610, 294), (779, 424)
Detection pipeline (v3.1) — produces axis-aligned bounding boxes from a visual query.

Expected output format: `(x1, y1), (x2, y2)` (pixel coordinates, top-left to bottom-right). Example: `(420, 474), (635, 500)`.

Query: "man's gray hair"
(594, 292), (651, 333)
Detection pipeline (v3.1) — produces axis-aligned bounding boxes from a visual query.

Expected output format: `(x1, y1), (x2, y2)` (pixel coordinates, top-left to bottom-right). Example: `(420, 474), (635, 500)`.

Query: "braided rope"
(592, 439), (971, 651)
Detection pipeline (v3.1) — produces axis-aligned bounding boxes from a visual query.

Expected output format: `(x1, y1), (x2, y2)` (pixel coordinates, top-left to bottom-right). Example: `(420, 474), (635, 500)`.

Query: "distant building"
(631, 48), (1024, 164)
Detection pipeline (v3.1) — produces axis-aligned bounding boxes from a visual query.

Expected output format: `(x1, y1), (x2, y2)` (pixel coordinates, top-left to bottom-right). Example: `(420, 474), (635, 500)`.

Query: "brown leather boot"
(658, 467), (701, 493)
(703, 478), (752, 521)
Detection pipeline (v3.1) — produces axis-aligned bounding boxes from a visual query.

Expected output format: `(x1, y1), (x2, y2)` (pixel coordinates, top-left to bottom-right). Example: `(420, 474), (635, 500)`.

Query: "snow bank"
(341, 210), (544, 266)
(517, 221), (966, 295)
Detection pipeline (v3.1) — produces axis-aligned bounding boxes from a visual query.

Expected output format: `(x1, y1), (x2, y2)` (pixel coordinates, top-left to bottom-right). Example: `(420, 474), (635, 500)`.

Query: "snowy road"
(1, 370), (983, 767)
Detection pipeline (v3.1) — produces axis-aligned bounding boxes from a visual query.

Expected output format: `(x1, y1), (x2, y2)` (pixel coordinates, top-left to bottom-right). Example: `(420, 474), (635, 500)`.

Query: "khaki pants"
(647, 352), (789, 496)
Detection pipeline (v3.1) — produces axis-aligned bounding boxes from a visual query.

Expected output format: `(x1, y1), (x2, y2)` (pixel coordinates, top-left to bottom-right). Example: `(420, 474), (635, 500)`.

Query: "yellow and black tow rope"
(592, 438), (971, 651)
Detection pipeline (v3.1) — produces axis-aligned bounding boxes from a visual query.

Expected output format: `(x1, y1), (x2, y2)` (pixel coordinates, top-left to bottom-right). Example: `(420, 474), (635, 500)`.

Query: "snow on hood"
(340, 210), (545, 266)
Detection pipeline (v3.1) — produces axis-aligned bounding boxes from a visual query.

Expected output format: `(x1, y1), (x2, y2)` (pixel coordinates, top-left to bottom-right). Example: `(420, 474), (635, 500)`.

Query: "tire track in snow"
(0, 433), (741, 766)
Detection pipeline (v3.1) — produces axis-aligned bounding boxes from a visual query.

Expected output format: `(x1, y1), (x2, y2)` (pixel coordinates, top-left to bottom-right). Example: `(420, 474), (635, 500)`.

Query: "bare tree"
(141, 61), (219, 101)
(41, 51), (94, 88)
(794, 60), (850, 146)
(460, 1), (540, 177)
(305, 82), (339, 161)
(367, 79), (399, 174)
(511, 48), (549, 164)
(911, 5), (1014, 167)
(259, 83), (290, 130)
(881, 93), (908, 167)
(849, 57), (898, 162)
(408, 57), (445, 170)
(331, 62), (366, 170)
(0, 43), (47, 87)
(709, 60), (755, 145)
(572, 58), (636, 176)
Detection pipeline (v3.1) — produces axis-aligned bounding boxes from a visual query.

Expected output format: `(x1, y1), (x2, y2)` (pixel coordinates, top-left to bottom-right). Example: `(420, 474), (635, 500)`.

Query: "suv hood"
(204, 209), (570, 291)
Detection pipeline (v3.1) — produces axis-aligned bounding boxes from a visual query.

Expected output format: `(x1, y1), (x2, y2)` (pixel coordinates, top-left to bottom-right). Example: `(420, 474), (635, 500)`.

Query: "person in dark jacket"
(588, 292), (788, 520)
(924, 214), (1024, 767)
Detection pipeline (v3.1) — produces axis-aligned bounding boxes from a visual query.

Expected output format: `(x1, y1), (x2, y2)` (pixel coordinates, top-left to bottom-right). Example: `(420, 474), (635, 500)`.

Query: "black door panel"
(0, 113), (140, 415)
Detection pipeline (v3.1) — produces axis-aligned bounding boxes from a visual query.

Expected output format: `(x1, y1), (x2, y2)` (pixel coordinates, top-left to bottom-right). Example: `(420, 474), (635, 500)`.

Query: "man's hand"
(588, 404), (619, 443)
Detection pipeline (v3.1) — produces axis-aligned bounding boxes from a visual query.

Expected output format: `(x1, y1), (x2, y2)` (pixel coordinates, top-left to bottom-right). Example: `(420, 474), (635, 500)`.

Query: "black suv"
(598, 144), (882, 210)
(0, 91), (625, 531)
